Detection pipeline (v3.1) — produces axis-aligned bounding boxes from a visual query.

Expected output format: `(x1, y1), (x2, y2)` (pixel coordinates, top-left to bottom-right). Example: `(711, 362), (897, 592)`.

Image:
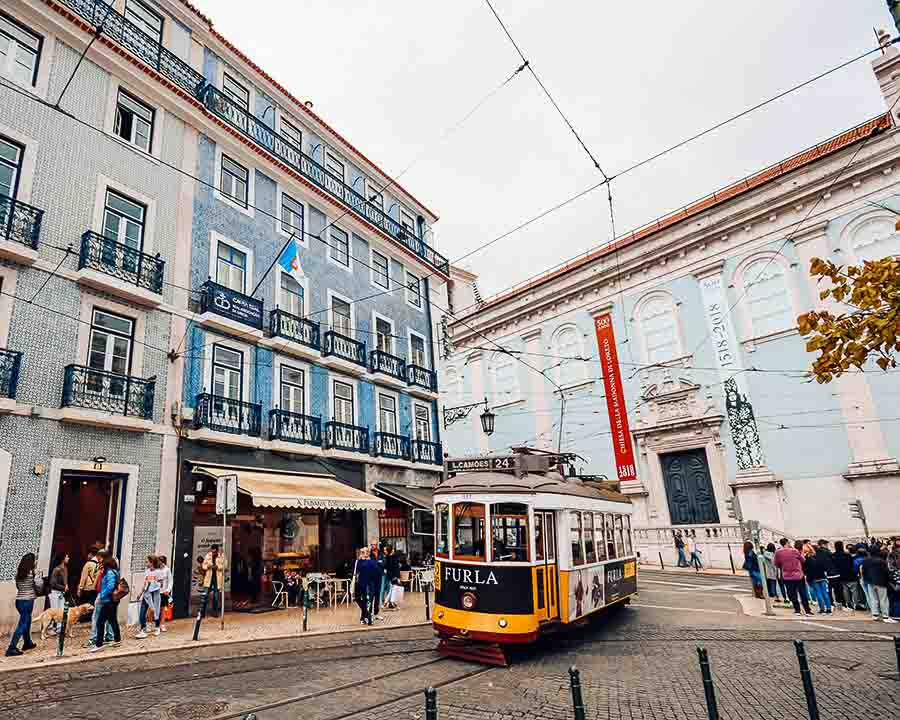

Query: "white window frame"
(327, 225), (352, 271)
(325, 150), (346, 183)
(551, 324), (586, 389)
(632, 291), (685, 366)
(274, 355), (311, 416)
(375, 387), (401, 435)
(124, 0), (164, 45)
(202, 336), (251, 402)
(0, 11), (53, 97)
(76, 294), (147, 378)
(405, 270), (423, 311)
(400, 208), (417, 237)
(280, 115), (304, 151)
(208, 231), (254, 293)
(222, 71), (250, 113)
(275, 188), (306, 241)
(366, 180), (384, 211)
(0, 124), (36, 204)
(273, 266), (310, 317)
(370, 247), (391, 291)
(489, 351), (521, 407)
(91, 174), (157, 256)
(213, 144), (255, 218)
(330, 375), (358, 425)
(732, 253), (801, 347)
(413, 402), (432, 442)
(326, 289), (355, 338)
(442, 366), (463, 404)
(0, 265), (18, 347)
(372, 311), (395, 356)
(103, 81), (164, 161)
(408, 329), (429, 369)
(840, 209), (900, 265)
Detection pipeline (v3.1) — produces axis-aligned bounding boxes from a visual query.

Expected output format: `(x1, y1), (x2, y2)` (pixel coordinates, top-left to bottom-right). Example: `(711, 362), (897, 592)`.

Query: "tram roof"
(434, 470), (631, 504)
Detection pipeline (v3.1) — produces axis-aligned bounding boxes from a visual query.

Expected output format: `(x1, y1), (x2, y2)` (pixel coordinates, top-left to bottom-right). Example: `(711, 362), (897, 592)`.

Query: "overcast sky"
(192, 1), (892, 295)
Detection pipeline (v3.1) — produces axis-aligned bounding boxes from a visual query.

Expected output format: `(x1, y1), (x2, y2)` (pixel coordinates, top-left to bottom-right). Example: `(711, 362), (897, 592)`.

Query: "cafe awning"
(372, 483), (433, 510)
(193, 465), (385, 511)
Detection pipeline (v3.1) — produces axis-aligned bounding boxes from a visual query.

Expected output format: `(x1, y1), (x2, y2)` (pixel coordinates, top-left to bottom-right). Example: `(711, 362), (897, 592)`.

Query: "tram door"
(534, 511), (559, 622)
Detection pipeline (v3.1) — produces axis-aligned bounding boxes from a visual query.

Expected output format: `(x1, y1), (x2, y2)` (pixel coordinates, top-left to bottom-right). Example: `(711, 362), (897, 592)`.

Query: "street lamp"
(480, 404), (496, 436)
(444, 397), (496, 437)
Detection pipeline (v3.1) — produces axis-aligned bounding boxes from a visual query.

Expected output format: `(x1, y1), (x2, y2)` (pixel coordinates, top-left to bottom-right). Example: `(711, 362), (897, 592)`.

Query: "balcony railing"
(323, 331), (366, 367)
(194, 392), (261, 436)
(407, 364), (437, 393)
(270, 308), (320, 351)
(370, 349), (406, 382)
(1, 193), (43, 250)
(61, 364), (155, 419)
(199, 279), (265, 330)
(324, 421), (369, 453)
(269, 409), (321, 446)
(0, 349), (23, 400)
(412, 439), (443, 465)
(78, 231), (164, 294)
(373, 432), (411, 460)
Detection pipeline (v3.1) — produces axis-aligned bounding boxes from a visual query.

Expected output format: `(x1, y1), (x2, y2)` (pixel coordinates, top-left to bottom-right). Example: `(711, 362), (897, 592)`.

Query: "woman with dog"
(6, 553), (38, 656)
(46, 553), (69, 636)
(136, 555), (162, 639)
(90, 555), (122, 652)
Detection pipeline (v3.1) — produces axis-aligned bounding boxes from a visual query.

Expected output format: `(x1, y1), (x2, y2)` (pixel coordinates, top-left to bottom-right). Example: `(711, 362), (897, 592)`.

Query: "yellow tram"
(431, 449), (637, 662)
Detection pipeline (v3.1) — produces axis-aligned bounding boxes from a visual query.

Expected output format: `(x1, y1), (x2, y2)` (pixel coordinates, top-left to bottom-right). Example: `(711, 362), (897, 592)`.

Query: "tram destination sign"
(446, 456), (517, 473)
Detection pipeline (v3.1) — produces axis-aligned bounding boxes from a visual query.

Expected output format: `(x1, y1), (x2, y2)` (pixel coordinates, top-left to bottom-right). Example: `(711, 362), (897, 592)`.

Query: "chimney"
(872, 27), (900, 118)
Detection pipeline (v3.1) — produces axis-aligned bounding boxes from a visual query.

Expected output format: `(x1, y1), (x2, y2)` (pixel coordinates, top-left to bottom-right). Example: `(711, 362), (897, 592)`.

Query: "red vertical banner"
(593, 313), (637, 481)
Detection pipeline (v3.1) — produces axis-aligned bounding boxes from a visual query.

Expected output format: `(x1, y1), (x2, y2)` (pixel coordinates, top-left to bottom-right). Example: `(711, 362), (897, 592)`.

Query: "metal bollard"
(794, 640), (820, 720)
(727, 544), (736, 575)
(658, 551), (664, 570)
(425, 585), (431, 622)
(696, 646), (719, 720)
(242, 715), (258, 720)
(303, 597), (309, 633)
(56, 601), (69, 657)
(568, 666), (586, 720)
(192, 589), (209, 641)
(424, 686), (437, 720)
(894, 636), (900, 678)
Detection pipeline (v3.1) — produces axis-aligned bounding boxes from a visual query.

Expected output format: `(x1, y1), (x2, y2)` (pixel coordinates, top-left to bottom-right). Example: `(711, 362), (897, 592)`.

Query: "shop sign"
(593, 313), (637, 481)
(215, 474), (238, 515)
(446, 456), (516, 473)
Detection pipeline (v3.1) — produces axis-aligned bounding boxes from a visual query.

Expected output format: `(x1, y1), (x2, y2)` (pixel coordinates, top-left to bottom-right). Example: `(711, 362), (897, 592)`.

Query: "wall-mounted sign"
(594, 314), (637, 481)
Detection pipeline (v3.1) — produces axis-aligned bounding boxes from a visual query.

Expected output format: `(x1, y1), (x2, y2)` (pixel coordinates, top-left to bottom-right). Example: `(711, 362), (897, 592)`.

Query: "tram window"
(605, 513), (616, 559)
(583, 512), (597, 564)
(490, 503), (529, 562)
(615, 515), (626, 558)
(453, 503), (486, 561)
(535, 513), (545, 562)
(569, 511), (584, 566)
(435, 503), (450, 558)
(594, 512), (607, 562)
(624, 515), (633, 555)
(546, 513), (556, 561)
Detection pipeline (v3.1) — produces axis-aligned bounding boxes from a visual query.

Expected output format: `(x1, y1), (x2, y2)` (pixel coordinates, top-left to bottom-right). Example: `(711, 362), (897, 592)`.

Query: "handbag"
(388, 584), (405, 606)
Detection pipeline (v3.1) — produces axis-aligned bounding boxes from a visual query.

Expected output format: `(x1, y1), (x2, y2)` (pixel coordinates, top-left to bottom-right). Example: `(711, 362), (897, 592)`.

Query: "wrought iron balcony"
(373, 432), (411, 461)
(412, 439), (443, 465)
(61, 364), (155, 419)
(269, 409), (321, 446)
(1, 193), (43, 250)
(0, 349), (23, 400)
(194, 392), (262, 437)
(324, 421), (369, 453)
(407, 364), (437, 393)
(323, 331), (366, 367)
(78, 231), (164, 294)
(270, 308), (320, 351)
(370, 350), (406, 382)
(199, 279), (265, 330)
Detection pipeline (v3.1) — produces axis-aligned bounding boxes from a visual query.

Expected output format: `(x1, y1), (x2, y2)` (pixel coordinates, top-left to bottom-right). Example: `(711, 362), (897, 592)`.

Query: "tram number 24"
(617, 464), (635, 479)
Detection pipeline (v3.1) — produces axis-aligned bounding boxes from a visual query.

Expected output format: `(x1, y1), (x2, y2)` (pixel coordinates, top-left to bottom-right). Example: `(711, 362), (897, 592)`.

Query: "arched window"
(489, 352), (519, 404)
(850, 215), (900, 262)
(444, 366), (463, 402)
(553, 325), (584, 386)
(639, 296), (679, 364)
(742, 258), (793, 338)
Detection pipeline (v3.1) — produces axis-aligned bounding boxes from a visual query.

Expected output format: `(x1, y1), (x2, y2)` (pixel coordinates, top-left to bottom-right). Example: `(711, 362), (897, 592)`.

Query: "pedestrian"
(248, 548), (263, 605)
(85, 549), (113, 647)
(888, 537), (900, 619)
(761, 544), (784, 604)
(47, 552), (69, 635)
(816, 539), (839, 607)
(832, 541), (857, 611)
(674, 531), (688, 567)
(136, 555), (162, 638)
(688, 538), (703, 571)
(803, 544), (832, 614)
(202, 545), (225, 617)
(860, 548), (896, 623)
(384, 545), (401, 609)
(90, 555), (123, 652)
(742, 542), (764, 599)
(353, 548), (378, 625)
(6, 553), (39, 656)
(77, 543), (103, 607)
(158, 555), (172, 632)
(853, 544), (869, 610)
(774, 537), (813, 616)
(369, 544), (385, 621)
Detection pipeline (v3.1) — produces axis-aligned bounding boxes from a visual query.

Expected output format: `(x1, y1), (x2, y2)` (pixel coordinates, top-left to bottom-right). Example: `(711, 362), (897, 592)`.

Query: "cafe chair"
(272, 580), (289, 609)
(399, 569), (412, 590)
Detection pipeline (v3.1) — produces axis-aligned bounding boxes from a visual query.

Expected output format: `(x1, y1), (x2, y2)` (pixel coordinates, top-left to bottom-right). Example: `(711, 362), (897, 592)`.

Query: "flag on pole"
(277, 233), (305, 279)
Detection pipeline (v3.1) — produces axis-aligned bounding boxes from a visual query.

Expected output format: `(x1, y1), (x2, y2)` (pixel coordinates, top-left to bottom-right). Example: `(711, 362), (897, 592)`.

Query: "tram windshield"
(453, 503), (486, 561)
(435, 503), (450, 557)
(490, 503), (529, 562)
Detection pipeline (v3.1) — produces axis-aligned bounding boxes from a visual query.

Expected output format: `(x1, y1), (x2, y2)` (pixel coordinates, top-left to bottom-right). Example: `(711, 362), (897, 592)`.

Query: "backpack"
(111, 574), (130, 602)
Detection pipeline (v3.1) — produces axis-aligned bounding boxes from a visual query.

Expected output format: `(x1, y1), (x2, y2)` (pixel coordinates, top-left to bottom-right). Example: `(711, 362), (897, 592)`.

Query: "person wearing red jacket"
(774, 538), (813, 616)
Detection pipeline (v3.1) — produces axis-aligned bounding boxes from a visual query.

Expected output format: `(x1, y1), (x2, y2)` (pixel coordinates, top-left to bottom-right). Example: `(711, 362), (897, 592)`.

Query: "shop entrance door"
(52, 472), (125, 587)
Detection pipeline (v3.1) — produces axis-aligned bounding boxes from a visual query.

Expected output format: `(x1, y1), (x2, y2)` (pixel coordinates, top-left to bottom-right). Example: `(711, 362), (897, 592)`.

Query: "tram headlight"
(437, 611), (444, 619)
(461, 592), (477, 610)
(498, 618), (508, 628)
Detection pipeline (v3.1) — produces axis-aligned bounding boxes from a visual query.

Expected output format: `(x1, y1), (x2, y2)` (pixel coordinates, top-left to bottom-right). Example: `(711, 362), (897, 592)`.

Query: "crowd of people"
(742, 536), (900, 622)
(352, 544), (427, 625)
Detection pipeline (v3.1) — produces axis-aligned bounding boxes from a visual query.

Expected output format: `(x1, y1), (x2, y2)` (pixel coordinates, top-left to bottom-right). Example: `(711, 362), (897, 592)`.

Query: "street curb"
(639, 566), (749, 579)
(0, 619), (432, 675)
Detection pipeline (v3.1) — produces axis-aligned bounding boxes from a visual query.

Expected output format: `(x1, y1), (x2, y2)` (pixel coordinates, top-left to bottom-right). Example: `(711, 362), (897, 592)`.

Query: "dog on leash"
(33, 603), (94, 640)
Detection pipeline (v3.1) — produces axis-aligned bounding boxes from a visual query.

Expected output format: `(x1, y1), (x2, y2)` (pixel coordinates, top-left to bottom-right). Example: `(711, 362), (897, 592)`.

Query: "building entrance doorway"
(51, 471), (126, 589)
(660, 448), (719, 525)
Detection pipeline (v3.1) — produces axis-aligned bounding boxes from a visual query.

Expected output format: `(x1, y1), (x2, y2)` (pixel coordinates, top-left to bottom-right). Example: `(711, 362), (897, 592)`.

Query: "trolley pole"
(568, 666), (586, 720)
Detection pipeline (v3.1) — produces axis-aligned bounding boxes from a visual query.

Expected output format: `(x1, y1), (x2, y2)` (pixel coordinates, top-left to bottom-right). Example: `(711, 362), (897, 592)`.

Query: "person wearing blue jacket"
(354, 548), (380, 626)
(90, 556), (122, 652)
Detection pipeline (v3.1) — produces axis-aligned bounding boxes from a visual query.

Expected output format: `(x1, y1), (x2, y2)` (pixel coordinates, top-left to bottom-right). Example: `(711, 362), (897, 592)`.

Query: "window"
(368, 186), (384, 209)
(88, 309), (133, 377)
(281, 118), (302, 150)
(375, 317), (393, 354)
(623, 516), (632, 556)
(614, 515), (625, 558)
(216, 242), (247, 293)
(280, 365), (305, 414)
(545, 512), (556, 561)
(444, 367), (462, 402)
(410, 334), (427, 368)
(605, 513), (617, 559)
(414, 404), (431, 441)
(329, 227), (350, 267)
(570, 511), (584, 566)
(114, 90), (154, 152)
(583, 512), (597, 564)
(535, 513), (545, 562)
(453, 503), (486, 561)
(103, 190), (146, 250)
(594, 513), (607, 562)
(124, 1), (163, 44)
(401, 209), (417, 237)
(220, 155), (249, 208)
(333, 380), (354, 424)
(406, 272), (422, 308)
(0, 136), (24, 199)
(554, 326), (584, 386)
(638, 297), (679, 364)
(849, 216), (900, 262)
(491, 353), (519, 404)
(325, 153), (345, 181)
(435, 503), (450, 557)
(212, 345), (243, 401)
(309, 205), (327, 237)
(490, 503), (529, 562)
(279, 273), (304, 316)
(331, 296), (351, 336)
(372, 250), (390, 289)
(222, 72), (249, 111)
(281, 193), (304, 237)
(378, 393), (397, 434)
(743, 259), (792, 338)
(0, 12), (42, 87)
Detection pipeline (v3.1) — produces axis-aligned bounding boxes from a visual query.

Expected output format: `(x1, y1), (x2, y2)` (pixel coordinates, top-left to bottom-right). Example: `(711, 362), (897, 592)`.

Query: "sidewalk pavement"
(638, 562), (749, 577)
(0, 592), (430, 673)
(736, 594), (900, 625)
